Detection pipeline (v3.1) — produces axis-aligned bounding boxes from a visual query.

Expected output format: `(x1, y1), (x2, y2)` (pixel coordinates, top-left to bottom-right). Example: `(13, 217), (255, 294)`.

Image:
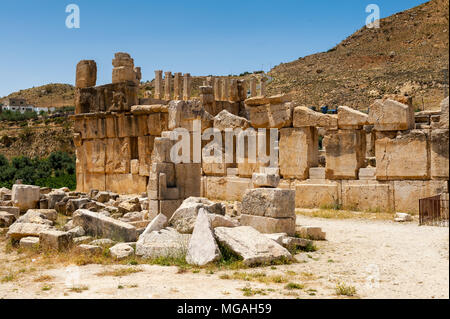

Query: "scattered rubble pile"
(1, 184), (325, 267)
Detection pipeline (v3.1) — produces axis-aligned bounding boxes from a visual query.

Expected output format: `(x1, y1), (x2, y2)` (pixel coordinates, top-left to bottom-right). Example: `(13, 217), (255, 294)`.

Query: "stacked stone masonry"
(73, 53), (449, 214)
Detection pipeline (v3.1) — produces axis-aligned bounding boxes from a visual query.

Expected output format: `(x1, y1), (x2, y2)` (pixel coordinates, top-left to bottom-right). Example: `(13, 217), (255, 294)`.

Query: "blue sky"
(0, 0), (428, 97)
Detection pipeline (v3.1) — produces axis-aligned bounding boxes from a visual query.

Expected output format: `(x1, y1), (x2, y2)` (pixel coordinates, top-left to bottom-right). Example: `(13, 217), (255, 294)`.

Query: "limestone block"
(19, 237), (40, 249)
(436, 97), (449, 129)
(430, 129), (449, 179)
(242, 188), (295, 219)
(105, 174), (147, 195)
(244, 94), (292, 106)
(186, 208), (221, 266)
(375, 130), (429, 180)
(112, 66), (137, 84)
(12, 184), (40, 212)
(175, 163), (202, 198)
(341, 180), (393, 212)
(279, 127), (319, 180)
(148, 113), (169, 136)
(294, 181), (340, 209)
(252, 173), (280, 188)
(136, 228), (191, 259)
(76, 60), (97, 88)
(309, 167), (326, 180)
(0, 211), (15, 227)
(338, 105), (368, 129)
(296, 226), (326, 240)
(168, 100), (213, 132)
(151, 137), (172, 163)
(26, 209), (57, 222)
(293, 106), (338, 129)
(83, 174), (106, 192)
(39, 230), (73, 251)
(83, 140), (106, 174)
(247, 103), (293, 129)
(159, 199), (183, 219)
(359, 167), (376, 180)
(393, 180), (448, 213)
(105, 115), (118, 138)
(394, 212), (413, 222)
(73, 209), (138, 242)
(324, 129), (366, 180)
(368, 99), (414, 131)
(0, 206), (20, 219)
(7, 222), (52, 240)
(214, 226), (292, 266)
(110, 243), (134, 260)
(105, 138), (131, 174)
(141, 213), (167, 236)
(202, 176), (252, 202)
(75, 244), (102, 254)
(240, 215), (296, 236)
(138, 136), (155, 176)
(213, 110), (249, 130)
(112, 52), (134, 68)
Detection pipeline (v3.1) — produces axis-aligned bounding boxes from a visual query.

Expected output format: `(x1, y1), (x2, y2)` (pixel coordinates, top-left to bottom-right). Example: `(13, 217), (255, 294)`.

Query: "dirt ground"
(0, 215), (448, 299)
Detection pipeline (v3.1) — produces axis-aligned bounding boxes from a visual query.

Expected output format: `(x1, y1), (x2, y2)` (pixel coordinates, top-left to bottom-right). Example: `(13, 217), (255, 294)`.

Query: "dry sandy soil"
(0, 215), (448, 299)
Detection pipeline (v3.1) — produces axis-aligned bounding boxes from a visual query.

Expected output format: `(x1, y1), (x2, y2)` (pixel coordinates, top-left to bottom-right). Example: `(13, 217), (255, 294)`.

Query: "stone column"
(154, 70), (163, 99)
(164, 71), (172, 100)
(213, 78), (221, 101)
(76, 60), (97, 88)
(174, 72), (182, 100)
(183, 73), (191, 100)
(222, 78), (230, 101)
(250, 77), (257, 97)
(259, 78), (266, 96)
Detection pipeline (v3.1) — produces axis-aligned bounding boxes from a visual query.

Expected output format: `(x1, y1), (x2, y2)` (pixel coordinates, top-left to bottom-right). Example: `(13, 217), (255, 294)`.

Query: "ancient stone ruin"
(72, 52), (449, 216)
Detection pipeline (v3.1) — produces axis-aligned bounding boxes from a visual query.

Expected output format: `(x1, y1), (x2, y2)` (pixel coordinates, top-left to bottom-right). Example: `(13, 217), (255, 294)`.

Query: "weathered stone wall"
(73, 53), (449, 214)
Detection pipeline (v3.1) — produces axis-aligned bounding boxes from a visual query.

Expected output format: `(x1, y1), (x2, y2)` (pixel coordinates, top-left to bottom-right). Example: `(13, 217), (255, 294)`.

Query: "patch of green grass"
(241, 286), (267, 297)
(68, 285), (89, 293)
(96, 267), (142, 277)
(41, 285), (52, 291)
(285, 282), (304, 290)
(335, 282), (356, 296)
(1, 272), (15, 283)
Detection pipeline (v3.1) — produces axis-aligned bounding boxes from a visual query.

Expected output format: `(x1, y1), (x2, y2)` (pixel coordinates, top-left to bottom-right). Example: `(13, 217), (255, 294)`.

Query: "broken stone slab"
(67, 226), (86, 238)
(75, 244), (102, 254)
(295, 226), (326, 240)
(12, 184), (40, 212)
(73, 209), (138, 242)
(169, 197), (225, 234)
(141, 213), (167, 237)
(241, 188), (295, 218)
(244, 94), (292, 106)
(240, 214), (296, 236)
(214, 226), (292, 266)
(15, 210), (54, 226)
(110, 243), (135, 260)
(136, 227), (191, 259)
(208, 214), (239, 228)
(48, 190), (67, 209)
(73, 236), (94, 245)
(293, 106), (338, 129)
(26, 209), (57, 222)
(0, 187), (11, 201)
(264, 233), (313, 250)
(0, 206), (20, 219)
(337, 105), (368, 129)
(19, 236), (40, 249)
(66, 198), (90, 216)
(186, 208), (221, 266)
(252, 173), (280, 188)
(94, 191), (111, 203)
(214, 110), (249, 130)
(39, 230), (73, 251)
(368, 99), (414, 131)
(0, 211), (15, 227)
(118, 200), (142, 215)
(394, 213), (413, 222)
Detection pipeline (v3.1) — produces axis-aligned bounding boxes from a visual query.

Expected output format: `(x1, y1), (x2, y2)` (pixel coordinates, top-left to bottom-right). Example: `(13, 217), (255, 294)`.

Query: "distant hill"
(1, 83), (75, 108)
(267, 0), (449, 111)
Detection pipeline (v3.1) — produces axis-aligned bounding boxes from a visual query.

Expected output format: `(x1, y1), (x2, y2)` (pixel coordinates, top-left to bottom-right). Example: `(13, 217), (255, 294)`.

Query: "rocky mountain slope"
(266, 0), (449, 111)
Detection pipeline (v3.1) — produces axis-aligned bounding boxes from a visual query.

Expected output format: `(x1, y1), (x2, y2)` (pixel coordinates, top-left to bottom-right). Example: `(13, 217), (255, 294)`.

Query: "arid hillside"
(1, 83), (75, 108)
(267, 0), (449, 111)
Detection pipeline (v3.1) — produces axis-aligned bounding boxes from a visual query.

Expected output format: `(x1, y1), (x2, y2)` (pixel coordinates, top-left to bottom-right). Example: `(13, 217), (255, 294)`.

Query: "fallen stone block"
(110, 243), (135, 260)
(73, 236), (94, 245)
(214, 110), (249, 130)
(295, 226), (326, 240)
(39, 230), (73, 251)
(214, 226), (292, 266)
(0, 206), (20, 219)
(241, 188), (295, 218)
(141, 213), (167, 236)
(0, 211), (15, 227)
(136, 228), (191, 259)
(208, 214), (239, 228)
(67, 226), (86, 238)
(16, 210), (53, 226)
(118, 199), (142, 214)
(89, 238), (115, 247)
(48, 190), (66, 209)
(169, 197), (225, 234)
(66, 198), (90, 216)
(26, 209), (57, 222)
(264, 233), (313, 250)
(73, 209), (138, 242)
(12, 184), (40, 212)
(394, 212), (413, 222)
(240, 214), (296, 236)
(338, 105), (368, 129)
(19, 236), (40, 249)
(252, 173), (280, 188)
(293, 106), (337, 129)
(186, 208), (221, 266)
